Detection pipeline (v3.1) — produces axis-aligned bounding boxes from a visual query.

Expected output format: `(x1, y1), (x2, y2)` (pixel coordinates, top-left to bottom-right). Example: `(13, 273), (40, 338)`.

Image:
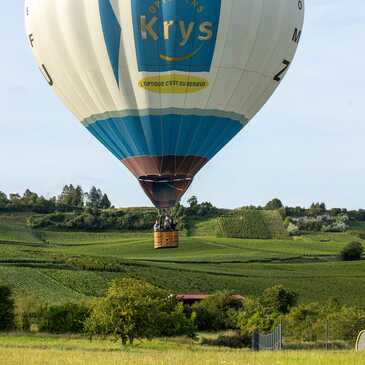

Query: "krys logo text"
(132, 0), (222, 72)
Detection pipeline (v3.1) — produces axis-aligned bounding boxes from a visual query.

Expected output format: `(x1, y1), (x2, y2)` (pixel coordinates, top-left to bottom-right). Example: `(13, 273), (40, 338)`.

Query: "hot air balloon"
(25, 0), (304, 247)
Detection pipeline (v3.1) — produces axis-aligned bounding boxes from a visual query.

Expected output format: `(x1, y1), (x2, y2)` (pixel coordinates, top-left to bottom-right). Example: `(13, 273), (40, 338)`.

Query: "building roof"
(176, 293), (244, 301)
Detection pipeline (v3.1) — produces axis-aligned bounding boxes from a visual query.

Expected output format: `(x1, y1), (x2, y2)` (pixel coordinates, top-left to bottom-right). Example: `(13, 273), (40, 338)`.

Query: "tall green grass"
(0, 335), (362, 365)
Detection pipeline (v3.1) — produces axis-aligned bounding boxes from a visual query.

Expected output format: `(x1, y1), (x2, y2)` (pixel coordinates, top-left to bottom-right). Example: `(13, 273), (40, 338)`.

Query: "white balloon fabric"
(25, 0), (304, 208)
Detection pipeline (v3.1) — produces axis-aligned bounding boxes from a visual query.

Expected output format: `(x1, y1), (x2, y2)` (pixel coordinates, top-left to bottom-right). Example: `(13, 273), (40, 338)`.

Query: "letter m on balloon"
(99, 0), (122, 86)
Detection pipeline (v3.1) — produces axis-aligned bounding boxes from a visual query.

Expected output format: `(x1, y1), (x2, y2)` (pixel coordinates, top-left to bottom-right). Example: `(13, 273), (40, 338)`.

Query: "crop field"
(1, 213), (365, 304)
(217, 210), (288, 239)
(0, 334), (363, 365)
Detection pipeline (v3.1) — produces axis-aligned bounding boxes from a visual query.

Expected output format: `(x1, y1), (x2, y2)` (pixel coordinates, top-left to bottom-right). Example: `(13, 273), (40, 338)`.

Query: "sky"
(0, 1), (364, 209)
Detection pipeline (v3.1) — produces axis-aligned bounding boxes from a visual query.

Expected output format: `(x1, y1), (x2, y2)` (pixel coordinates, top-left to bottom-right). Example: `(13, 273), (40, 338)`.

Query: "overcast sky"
(0, 1), (364, 209)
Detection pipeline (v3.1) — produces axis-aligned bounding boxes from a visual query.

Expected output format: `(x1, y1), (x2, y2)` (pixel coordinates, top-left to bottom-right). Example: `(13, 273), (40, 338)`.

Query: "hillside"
(217, 210), (288, 239)
(1, 212), (365, 305)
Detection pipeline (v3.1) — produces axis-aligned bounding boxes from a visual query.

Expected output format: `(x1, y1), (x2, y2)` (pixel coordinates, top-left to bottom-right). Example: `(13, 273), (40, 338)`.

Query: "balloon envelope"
(25, 0), (304, 208)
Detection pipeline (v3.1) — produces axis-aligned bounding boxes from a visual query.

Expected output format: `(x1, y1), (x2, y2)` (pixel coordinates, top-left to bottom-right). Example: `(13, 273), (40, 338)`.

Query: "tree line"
(26, 195), (224, 231)
(262, 198), (365, 222)
(0, 185), (111, 214)
(1, 279), (365, 349)
(2, 188), (365, 233)
(2, 187), (365, 222)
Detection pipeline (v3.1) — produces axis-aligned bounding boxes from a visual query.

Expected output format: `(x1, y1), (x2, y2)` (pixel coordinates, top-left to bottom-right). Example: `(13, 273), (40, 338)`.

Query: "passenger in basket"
(164, 216), (171, 231)
(153, 220), (160, 232)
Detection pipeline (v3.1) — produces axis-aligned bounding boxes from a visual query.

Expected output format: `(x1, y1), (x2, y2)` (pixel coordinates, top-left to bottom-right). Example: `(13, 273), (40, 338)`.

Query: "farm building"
(176, 293), (244, 306)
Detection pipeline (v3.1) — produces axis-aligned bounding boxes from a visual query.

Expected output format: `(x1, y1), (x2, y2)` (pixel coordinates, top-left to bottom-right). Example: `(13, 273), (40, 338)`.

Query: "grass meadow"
(1, 214), (365, 364)
(0, 334), (364, 365)
(1, 213), (365, 304)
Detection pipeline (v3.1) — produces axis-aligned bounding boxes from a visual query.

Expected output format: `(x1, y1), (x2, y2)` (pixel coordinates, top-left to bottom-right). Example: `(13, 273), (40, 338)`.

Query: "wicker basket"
(154, 230), (179, 249)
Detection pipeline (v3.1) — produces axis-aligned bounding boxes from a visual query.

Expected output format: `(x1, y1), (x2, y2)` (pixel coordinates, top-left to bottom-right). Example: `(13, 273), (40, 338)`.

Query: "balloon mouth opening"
(138, 175), (193, 209)
(139, 175), (193, 184)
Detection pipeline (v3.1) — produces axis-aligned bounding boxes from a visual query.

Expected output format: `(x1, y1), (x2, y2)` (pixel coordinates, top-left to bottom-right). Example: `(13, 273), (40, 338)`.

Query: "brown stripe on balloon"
(122, 155), (209, 208)
(122, 155), (208, 178)
(138, 177), (194, 209)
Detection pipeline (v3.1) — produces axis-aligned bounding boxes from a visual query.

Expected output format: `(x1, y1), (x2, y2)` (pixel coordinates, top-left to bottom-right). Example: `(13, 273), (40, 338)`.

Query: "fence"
(252, 320), (365, 351)
(282, 318), (365, 350)
(252, 323), (282, 351)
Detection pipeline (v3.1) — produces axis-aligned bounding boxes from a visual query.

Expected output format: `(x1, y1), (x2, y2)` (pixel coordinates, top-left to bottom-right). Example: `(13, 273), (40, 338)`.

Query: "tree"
(100, 194), (111, 209)
(58, 185), (71, 205)
(0, 191), (8, 209)
(85, 278), (195, 347)
(192, 291), (243, 331)
(197, 201), (217, 217)
(58, 185), (84, 207)
(74, 186), (84, 207)
(235, 297), (280, 335)
(265, 199), (283, 210)
(187, 196), (198, 208)
(22, 189), (39, 205)
(9, 194), (21, 203)
(235, 286), (297, 337)
(330, 208), (342, 217)
(0, 286), (15, 331)
(171, 203), (187, 230)
(86, 186), (103, 209)
(260, 285), (298, 314)
(308, 202), (326, 217)
(340, 241), (363, 261)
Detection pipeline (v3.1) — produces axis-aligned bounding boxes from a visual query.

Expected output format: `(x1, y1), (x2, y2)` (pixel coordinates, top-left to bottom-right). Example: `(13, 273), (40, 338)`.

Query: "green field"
(217, 210), (288, 239)
(0, 334), (363, 365)
(1, 213), (365, 305)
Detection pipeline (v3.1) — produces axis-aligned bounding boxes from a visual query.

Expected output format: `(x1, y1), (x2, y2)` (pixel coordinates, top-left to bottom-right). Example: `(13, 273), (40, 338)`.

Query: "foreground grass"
(0, 334), (363, 365)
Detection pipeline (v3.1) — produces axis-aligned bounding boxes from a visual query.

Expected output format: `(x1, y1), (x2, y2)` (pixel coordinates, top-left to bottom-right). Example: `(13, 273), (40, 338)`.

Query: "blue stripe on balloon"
(86, 114), (244, 161)
(99, 0), (121, 86)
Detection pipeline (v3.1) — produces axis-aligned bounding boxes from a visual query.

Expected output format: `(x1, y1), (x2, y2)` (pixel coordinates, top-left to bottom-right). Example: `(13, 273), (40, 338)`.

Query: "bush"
(286, 214), (349, 234)
(27, 209), (157, 231)
(39, 303), (90, 334)
(284, 303), (324, 342)
(284, 302), (365, 343)
(327, 306), (365, 341)
(15, 296), (47, 331)
(235, 298), (281, 336)
(0, 286), (15, 331)
(192, 292), (243, 331)
(15, 298), (89, 334)
(158, 302), (196, 338)
(340, 241), (363, 261)
(322, 222), (347, 233)
(284, 340), (350, 350)
(287, 223), (301, 236)
(201, 332), (251, 348)
(234, 286), (297, 336)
